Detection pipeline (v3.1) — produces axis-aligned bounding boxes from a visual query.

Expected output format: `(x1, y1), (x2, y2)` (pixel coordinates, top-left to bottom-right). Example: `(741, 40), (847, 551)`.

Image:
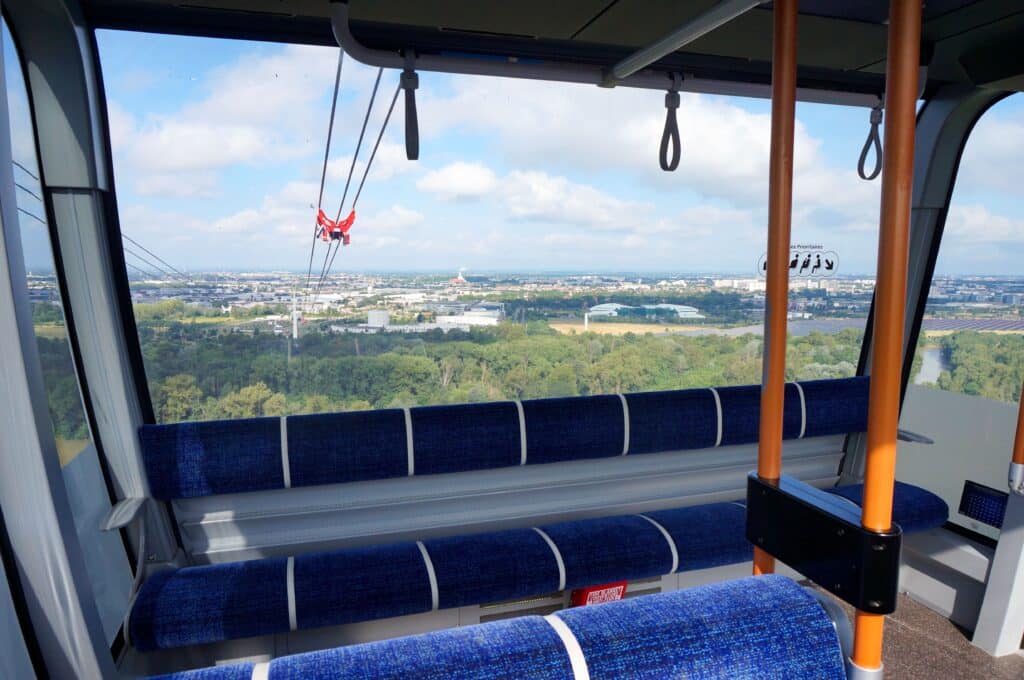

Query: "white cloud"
(502, 170), (649, 230)
(326, 142), (418, 186)
(418, 76), (881, 236)
(417, 162), (498, 200)
(955, 108), (1024, 196)
(945, 204), (1024, 244)
(102, 40), (1022, 274)
(134, 171), (219, 198)
(364, 204), (424, 231)
(107, 45), (401, 199)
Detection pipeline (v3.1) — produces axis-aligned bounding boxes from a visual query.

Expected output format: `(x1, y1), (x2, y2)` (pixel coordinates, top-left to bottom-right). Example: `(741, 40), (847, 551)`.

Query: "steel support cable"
(16, 206), (46, 224)
(122, 253), (164, 281)
(123, 248), (171, 280)
(351, 83), (401, 210)
(11, 159), (38, 179)
(305, 49), (346, 296)
(858, 103), (883, 180)
(121, 234), (189, 281)
(14, 181), (43, 202)
(320, 240), (342, 296)
(125, 261), (162, 281)
(335, 67), (384, 223)
(311, 239), (339, 304)
(122, 246), (176, 281)
(124, 262), (155, 278)
(314, 79), (399, 303)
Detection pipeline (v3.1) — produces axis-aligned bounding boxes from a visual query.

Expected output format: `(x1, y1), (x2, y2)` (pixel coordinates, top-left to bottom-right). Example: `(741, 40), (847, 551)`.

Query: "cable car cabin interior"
(2, 1), (1024, 678)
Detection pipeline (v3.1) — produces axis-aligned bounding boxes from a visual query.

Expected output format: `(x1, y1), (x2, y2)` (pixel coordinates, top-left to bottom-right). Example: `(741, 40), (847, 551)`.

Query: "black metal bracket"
(745, 473), (902, 614)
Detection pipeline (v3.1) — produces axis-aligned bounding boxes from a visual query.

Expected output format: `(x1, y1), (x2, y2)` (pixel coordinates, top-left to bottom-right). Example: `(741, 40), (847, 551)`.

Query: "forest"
(32, 301), (1024, 431)
(139, 315), (865, 422)
(934, 331), (1024, 403)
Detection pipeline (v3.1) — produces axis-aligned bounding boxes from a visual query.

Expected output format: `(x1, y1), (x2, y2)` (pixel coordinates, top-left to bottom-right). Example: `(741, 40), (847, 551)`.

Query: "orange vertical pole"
(753, 0), (797, 576)
(1013, 382), (1024, 467)
(1010, 382), (1024, 494)
(851, 0), (922, 672)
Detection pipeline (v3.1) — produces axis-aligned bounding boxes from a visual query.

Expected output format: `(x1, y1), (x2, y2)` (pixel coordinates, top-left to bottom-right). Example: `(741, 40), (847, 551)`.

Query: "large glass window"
(4, 20), (131, 645)
(901, 95), (1022, 540)
(96, 30), (880, 423)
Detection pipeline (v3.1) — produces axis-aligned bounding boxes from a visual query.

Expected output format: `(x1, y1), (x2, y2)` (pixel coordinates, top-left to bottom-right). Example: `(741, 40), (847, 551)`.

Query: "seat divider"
(280, 416), (291, 489)
(617, 393), (630, 456)
(286, 556), (297, 632)
(416, 541), (439, 610)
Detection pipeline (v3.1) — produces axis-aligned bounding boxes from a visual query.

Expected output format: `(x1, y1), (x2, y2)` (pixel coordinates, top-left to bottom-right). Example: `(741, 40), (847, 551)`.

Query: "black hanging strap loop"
(401, 51), (420, 161)
(857, 102), (883, 181)
(659, 74), (682, 172)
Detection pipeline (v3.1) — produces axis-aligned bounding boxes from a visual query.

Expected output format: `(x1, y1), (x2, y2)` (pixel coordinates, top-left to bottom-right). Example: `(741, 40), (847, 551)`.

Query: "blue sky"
(10, 28), (1024, 275)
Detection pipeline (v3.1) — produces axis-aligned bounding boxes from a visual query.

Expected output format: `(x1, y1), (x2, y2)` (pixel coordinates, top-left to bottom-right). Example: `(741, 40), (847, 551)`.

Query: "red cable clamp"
(318, 209), (356, 244)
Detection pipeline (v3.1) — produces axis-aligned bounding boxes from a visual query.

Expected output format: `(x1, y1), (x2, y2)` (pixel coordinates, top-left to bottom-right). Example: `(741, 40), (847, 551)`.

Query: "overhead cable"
(305, 50), (346, 296)
(12, 159), (38, 180)
(335, 67), (384, 223)
(16, 206), (46, 224)
(352, 83), (401, 209)
(122, 234), (190, 281)
(15, 181), (43, 202)
(315, 72), (399, 303)
(122, 245), (179, 282)
(314, 68), (388, 303)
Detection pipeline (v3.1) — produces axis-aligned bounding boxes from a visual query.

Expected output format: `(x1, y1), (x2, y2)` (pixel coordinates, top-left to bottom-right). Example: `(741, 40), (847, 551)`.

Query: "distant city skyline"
(24, 266), (1024, 279)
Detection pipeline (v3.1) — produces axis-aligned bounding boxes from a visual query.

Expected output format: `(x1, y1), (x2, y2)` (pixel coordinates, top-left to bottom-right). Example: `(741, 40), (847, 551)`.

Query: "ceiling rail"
(606, 0), (762, 84)
(329, 3), (878, 108)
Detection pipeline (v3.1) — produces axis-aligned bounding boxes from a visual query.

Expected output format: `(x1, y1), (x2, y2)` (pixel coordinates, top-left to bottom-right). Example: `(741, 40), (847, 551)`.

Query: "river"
(915, 346), (949, 385)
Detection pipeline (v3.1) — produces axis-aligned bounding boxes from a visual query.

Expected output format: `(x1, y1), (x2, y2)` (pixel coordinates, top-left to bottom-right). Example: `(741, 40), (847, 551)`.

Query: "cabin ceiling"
(80, 0), (1024, 96)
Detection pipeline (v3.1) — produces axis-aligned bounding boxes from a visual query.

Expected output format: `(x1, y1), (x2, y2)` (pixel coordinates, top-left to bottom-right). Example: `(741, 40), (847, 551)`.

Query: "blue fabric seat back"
(140, 417), (283, 500)
(130, 481), (946, 651)
(130, 557), (290, 651)
(411, 401), (521, 474)
(716, 382), (805, 446)
(556, 574), (845, 679)
(625, 387), (718, 453)
(522, 393), (625, 463)
(541, 514), (674, 588)
(151, 575), (845, 680)
(801, 375), (870, 437)
(287, 409), (408, 487)
(140, 376), (871, 499)
(424, 528), (561, 609)
(827, 480), (949, 533)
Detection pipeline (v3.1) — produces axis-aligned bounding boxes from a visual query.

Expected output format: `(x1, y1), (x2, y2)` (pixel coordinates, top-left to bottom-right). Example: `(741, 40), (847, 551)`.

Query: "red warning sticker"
(570, 581), (628, 607)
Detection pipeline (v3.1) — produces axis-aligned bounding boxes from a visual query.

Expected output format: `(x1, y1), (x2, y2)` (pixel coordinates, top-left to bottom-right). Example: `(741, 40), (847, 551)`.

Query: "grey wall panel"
(173, 437), (844, 563)
(0, 550), (37, 680)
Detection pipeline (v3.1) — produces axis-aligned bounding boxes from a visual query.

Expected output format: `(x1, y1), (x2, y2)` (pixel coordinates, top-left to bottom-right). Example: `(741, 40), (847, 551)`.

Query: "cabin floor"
(819, 589), (1024, 679)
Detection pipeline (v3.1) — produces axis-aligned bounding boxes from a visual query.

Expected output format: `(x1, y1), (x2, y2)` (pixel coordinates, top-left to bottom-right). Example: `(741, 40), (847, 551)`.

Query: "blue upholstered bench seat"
(129, 481), (947, 651)
(151, 575), (847, 680)
(139, 377), (870, 499)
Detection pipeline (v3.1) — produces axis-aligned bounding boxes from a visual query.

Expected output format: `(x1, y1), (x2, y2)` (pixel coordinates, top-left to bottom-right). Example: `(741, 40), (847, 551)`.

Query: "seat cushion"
(129, 481), (947, 651)
(149, 575), (845, 680)
(827, 480), (949, 533)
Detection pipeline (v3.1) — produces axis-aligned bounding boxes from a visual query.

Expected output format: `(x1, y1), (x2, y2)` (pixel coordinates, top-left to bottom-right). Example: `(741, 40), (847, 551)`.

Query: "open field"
(33, 323), (68, 339)
(56, 438), (89, 467)
(922, 329), (1024, 337)
(549, 320), (708, 336)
